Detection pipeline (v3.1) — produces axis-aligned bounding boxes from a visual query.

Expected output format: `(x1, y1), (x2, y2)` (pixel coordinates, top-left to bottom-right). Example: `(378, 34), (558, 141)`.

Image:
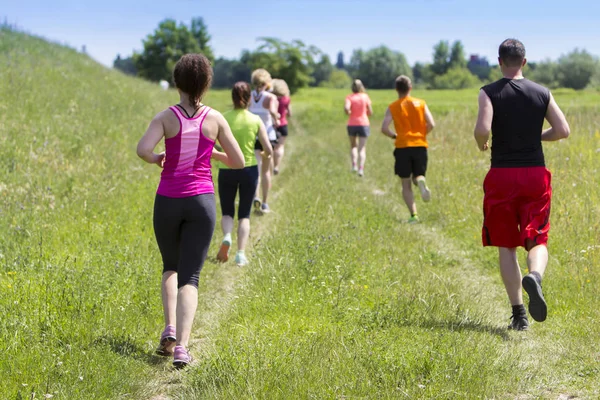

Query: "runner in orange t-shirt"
(381, 75), (435, 223)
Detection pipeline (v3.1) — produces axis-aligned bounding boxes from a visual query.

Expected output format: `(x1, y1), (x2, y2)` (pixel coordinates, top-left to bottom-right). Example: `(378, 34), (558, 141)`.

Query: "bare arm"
(366, 97), (373, 116)
(137, 114), (166, 167)
(474, 90), (493, 151)
(212, 113), (245, 169)
(344, 98), (351, 115)
(424, 104), (435, 134)
(266, 95), (280, 127)
(381, 108), (397, 139)
(257, 121), (273, 157)
(287, 103), (292, 118)
(541, 93), (570, 141)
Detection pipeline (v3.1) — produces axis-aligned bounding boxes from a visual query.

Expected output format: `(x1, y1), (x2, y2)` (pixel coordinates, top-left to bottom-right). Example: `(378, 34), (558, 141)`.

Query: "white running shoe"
(416, 177), (431, 202)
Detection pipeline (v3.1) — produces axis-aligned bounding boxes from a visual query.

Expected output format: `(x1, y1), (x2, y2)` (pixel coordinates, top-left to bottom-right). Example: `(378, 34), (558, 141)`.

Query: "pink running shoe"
(173, 345), (193, 369)
(156, 325), (176, 356)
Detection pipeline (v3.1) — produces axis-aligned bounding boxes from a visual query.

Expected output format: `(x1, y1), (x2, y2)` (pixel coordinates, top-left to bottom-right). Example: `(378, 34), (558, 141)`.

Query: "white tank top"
(249, 90), (276, 141)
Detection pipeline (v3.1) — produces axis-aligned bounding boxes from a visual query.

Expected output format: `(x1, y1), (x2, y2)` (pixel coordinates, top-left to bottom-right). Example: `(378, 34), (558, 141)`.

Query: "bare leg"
(357, 136), (367, 172)
(261, 154), (272, 204)
(401, 178), (417, 215)
(237, 218), (250, 251)
(349, 136), (358, 170)
(274, 136), (286, 172)
(254, 149), (263, 200)
(176, 284), (198, 348)
(162, 271), (177, 328)
(499, 247), (523, 306)
(526, 241), (548, 277)
(221, 215), (234, 236)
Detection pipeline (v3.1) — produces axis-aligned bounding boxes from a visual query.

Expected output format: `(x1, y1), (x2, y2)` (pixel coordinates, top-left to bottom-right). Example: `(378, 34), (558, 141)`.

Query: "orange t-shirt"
(346, 93), (371, 126)
(389, 96), (428, 148)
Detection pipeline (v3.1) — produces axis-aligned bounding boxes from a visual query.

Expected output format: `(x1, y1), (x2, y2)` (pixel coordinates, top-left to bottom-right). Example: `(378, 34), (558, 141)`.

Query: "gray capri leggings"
(153, 193), (216, 288)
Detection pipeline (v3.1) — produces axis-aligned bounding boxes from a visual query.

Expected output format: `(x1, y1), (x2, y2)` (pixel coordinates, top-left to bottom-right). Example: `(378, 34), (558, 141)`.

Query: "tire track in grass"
(147, 125), (299, 400)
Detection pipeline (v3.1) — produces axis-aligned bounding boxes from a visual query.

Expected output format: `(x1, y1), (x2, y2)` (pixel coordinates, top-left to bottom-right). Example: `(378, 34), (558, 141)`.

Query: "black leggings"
(218, 166), (259, 219)
(153, 193), (216, 288)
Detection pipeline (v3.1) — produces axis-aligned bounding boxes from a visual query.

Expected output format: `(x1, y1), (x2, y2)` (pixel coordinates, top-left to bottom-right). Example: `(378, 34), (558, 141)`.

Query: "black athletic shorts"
(347, 125), (370, 137)
(394, 147), (428, 178)
(218, 166), (259, 219)
(277, 125), (288, 137)
(255, 138), (278, 151)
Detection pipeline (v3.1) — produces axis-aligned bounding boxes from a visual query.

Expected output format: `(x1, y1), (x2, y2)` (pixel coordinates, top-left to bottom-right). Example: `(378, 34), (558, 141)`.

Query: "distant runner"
(474, 39), (570, 330)
(216, 82), (273, 266)
(271, 79), (292, 175)
(136, 54), (244, 367)
(344, 79), (372, 177)
(249, 68), (279, 213)
(381, 75), (435, 223)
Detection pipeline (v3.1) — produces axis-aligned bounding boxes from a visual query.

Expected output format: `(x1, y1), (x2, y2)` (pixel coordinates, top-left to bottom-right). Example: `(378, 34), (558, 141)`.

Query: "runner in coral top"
(344, 79), (372, 177)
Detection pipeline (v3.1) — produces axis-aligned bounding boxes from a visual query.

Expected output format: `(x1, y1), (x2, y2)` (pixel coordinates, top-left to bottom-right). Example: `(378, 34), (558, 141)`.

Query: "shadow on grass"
(97, 335), (170, 366)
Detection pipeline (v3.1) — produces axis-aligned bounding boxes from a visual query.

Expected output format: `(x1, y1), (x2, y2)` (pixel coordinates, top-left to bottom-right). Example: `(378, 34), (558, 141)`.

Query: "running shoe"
(235, 251), (248, 267)
(173, 345), (192, 369)
(358, 168), (364, 177)
(261, 203), (271, 214)
(156, 325), (176, 356)
(408, 215), (420, 224)
(216, 236), (231, 262)
(351, 164), (358, 173)
(253, 198), (262, 211)
(508, 314), (529, 331)
(522, 274), (547, 322)
(273, 168), (280, 176)
(416, 177), (431, 202)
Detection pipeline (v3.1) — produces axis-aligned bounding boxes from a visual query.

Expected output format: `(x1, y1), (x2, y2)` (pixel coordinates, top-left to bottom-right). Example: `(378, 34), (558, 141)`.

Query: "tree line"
(114, 18), (600, 92)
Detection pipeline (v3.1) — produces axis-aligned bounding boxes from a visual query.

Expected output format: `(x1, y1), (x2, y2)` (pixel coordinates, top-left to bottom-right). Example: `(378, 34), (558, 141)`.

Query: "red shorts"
(482, 167), (552, 248)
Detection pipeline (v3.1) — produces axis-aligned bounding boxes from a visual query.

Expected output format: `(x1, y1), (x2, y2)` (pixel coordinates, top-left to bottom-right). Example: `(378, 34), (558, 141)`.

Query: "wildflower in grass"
(7, 271), (16, 275)
(7, 284), (12, 289)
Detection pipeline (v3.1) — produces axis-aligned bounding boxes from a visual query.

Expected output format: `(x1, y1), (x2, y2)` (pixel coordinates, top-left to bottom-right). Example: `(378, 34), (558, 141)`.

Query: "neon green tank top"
(220, 109), (262, 169)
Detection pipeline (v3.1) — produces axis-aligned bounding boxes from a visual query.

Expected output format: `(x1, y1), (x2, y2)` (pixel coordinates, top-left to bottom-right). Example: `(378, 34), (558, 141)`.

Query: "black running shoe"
(508, 314), (529, 331)
(522, 274), (547, 322)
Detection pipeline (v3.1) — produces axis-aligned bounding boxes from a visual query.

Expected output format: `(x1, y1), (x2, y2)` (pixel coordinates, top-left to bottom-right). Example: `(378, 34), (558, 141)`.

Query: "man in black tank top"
(474, 39), (570, 331)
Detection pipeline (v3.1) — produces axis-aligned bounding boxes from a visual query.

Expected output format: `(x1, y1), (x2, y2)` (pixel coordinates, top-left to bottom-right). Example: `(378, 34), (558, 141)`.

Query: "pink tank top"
(157, 106), (215, 198)
(346, 93), (371, 126)
(278, 96), (290, 126)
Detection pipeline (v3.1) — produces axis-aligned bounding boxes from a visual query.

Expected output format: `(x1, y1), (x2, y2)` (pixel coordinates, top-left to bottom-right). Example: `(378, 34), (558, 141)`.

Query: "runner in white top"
(249, 68), (280, 214)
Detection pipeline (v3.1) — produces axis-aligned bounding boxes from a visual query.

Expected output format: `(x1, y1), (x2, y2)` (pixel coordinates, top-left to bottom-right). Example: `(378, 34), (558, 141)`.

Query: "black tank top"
(482, 78), (550, 167)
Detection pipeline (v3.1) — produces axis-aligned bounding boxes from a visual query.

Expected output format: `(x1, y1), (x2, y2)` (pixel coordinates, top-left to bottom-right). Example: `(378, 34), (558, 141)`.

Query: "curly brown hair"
(232, 81), (251, 109)
(173, 54), (213, 107)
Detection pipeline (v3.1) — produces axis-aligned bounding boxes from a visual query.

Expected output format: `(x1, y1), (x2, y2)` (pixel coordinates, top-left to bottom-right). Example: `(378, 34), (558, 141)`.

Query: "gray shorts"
(347, 125), (370, 137)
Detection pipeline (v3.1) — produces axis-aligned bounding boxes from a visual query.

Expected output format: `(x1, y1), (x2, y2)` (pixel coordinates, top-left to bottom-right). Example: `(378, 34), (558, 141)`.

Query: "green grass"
(2, 28), (600, 399)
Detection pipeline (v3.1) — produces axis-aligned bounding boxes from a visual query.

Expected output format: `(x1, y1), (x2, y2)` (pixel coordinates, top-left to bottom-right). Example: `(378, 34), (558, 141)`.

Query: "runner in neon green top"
(216, 81), (272, 266)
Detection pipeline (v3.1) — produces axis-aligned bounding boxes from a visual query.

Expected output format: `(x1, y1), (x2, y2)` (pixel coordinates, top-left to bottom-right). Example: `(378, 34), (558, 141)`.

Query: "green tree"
(430, 40), (450, 75)
(319, 68), (352, 89)
(134, 19), (201, 82)
(412, 62), (427, 84)
(212, 56), (251, 88)
(311, 54), (334, 86)
(556, 49), (598, 90)
(190, 17), (214, 62)
(113, 54), (136, 76)
(431, 67), (480, 89)
(246, 38), (319, 94)
(449, 41), (467, 69)
(336, 51), (345, 69)
(347, 46), (412, 89)
(529, 60), (559, 88)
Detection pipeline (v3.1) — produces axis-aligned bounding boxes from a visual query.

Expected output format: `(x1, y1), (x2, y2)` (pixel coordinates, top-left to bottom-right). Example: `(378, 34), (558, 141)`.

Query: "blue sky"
(4, 0), (600, 68)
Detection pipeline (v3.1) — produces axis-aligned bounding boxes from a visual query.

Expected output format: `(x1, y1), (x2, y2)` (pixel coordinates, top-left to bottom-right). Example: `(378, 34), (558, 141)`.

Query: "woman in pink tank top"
(136, 54), (244, 368)
(272, 79), (292, 175)
(344, 79), (373, 177)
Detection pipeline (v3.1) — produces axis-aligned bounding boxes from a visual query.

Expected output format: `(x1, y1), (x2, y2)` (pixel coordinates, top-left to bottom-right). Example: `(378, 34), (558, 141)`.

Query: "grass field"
(1, 28), (600, 399)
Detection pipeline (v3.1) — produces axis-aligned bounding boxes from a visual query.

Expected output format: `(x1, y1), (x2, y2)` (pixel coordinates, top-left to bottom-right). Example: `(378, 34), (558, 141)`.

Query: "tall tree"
(190, 17), (214, 61)
(347, 46), (412, 89)
(431, 40), (450, 75)
(311, 54), (334, 86)
(556, 49), (598, 89)
(113, 54), (137, 76)
(134, 19), (201, 82)
(336, 51), (345, 69)
(449, 41), (467, 69)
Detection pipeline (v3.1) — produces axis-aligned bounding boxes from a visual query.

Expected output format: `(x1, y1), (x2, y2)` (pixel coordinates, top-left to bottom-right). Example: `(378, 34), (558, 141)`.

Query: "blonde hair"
(271, 79), (290, 97)
(351, 79), (365, 93)
(251, 68), (272, 89)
